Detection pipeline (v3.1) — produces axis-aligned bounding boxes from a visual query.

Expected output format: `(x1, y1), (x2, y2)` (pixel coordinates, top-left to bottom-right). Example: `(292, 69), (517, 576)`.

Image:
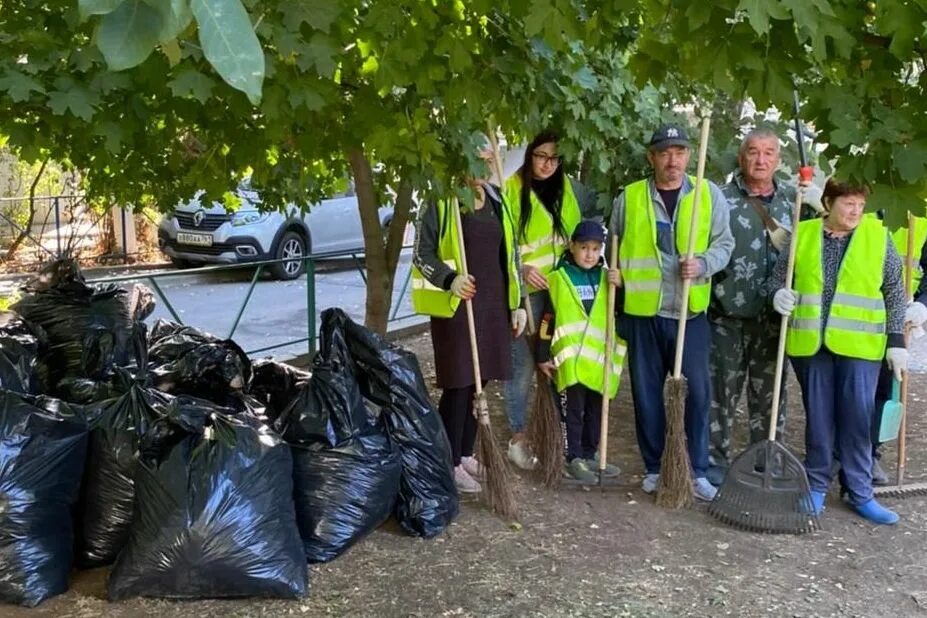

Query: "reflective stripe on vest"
(787, 217), (888, 361)
(890, 216), (927, 297)
(547, 269), (626, 397)
(411, 199), (521, 317)
(504, 175), (582, 294)
(619, 177), (712, 316)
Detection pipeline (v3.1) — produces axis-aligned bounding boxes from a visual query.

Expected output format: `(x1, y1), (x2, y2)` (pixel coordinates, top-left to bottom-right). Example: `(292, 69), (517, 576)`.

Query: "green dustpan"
(879, 378), (904, 443)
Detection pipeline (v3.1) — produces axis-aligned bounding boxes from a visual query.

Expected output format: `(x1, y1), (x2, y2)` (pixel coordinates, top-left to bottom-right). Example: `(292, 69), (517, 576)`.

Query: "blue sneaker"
(854, 499), (899, 525)
(802, 490), (826, 516)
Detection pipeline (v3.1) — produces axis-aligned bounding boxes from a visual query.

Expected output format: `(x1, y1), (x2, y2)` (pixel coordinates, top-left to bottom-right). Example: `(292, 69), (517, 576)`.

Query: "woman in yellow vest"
(503, 131), (595, 469)
(535, 221), (625, 481)
(411, 140), (526, 494)
(770, 179), (906, 525)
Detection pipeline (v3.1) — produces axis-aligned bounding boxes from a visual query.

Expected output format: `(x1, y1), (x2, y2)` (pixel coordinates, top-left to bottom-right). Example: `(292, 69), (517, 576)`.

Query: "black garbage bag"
(0, 391), (89, 607)
(0, 311), (46, 393)
(148, 319), (252, 405)
(328, 308), (458, 538)
(11, 259), (135, 400)
(77, 369), (171, 568)
(249, 359), (310, 420)
(107, 399), (307, 600)
(278, 313), (401, 563)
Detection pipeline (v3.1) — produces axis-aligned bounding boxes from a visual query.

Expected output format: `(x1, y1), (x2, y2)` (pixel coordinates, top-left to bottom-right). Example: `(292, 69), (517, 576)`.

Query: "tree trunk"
(347, 149), (416, 335)
(6, 157), (48, 260)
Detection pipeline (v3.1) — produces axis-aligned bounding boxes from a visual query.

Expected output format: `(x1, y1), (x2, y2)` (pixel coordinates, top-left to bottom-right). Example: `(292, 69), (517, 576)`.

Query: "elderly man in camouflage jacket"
(707, 128), (822, 485)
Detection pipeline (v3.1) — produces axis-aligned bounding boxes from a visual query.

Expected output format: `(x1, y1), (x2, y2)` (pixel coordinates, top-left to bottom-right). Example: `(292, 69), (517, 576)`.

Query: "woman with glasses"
(502, 131), (597, 473)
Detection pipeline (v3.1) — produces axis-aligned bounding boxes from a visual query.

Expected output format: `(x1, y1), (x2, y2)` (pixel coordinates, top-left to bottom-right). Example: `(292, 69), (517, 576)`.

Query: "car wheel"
(170, 257), (193, 269)
(271, 231), (307, 280)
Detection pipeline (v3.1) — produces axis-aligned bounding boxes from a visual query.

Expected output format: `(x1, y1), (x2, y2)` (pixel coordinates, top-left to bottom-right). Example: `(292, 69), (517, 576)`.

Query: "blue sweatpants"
(790, 348), (881, 506)
(621, 313), (712, 477)
(505, 292), (546, 434)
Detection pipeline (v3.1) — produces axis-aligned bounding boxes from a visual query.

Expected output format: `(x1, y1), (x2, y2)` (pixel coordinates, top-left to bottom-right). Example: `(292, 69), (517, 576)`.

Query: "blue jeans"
(622, 313), (712, 477)
(791, 349), (880, 506)
(504, 293), (545, 434)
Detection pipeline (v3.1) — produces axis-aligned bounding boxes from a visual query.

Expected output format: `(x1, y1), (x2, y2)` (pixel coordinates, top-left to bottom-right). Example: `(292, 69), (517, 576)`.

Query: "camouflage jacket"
(711, 171), (797, 319)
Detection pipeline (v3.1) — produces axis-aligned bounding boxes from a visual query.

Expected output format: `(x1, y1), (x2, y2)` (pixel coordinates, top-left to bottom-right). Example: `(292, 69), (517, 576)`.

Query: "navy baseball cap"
(648, 124), (690, 150)
(571, 220), (606, 244)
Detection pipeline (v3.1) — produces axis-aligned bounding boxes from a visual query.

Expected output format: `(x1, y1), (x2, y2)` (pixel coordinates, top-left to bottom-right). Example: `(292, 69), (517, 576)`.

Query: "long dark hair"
(518, 131), (566, 240)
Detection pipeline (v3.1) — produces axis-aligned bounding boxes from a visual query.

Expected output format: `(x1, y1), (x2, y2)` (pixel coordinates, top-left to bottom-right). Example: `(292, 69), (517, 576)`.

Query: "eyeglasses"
(532, 152), (561, 165)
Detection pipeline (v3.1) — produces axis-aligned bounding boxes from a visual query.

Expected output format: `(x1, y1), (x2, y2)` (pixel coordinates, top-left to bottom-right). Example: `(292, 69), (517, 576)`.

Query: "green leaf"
(191, 0), (265, 105)
(162, 39), (182, 66)
(47, 86), (99, 120)
(79, 0), (124, 20)
(95, 120), (125, 153)
(167, 68), (215, 102)
(279, 0), (340, 33)
(525, 0), (556, 36)
(736, 0), (789, 35)
(0, 71), (46, 101)
(893, 143), (927, 183)
(152, 0), (193, 43)
(298, 33), (338, 76)
(97, 0), (163, 71)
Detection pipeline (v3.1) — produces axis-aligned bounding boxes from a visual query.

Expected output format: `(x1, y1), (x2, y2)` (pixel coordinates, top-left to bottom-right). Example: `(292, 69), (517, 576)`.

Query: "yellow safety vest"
(504, 175), (581, 294)
(411, 199), (520, 317)
(890, 216), (927, 297)
(619, 177), (712, 316)
(547, 268), (626, 396)
(787, 217), (888, 361)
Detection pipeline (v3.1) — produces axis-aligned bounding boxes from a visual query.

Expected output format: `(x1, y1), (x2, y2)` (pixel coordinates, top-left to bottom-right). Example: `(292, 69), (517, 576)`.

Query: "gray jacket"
(608, 175), (735, 319)
(412, 184), (522, 292)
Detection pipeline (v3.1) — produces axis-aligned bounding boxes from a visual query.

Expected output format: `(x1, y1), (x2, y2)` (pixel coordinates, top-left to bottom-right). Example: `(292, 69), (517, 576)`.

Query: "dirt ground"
(13, 330), (927, 618)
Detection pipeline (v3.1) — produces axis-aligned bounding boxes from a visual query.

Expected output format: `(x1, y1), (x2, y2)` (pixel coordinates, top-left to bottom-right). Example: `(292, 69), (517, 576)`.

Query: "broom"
(874, 211), (927, 498)
(595, 236), (621, 487)
(451, 195), (518, 519)
(655, 116), (710, 509)
(485, 121), (563, 485)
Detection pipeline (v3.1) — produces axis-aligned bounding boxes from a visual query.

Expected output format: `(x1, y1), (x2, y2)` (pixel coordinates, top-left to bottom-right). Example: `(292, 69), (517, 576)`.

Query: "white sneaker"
(454, 466), (481, 493)
(641, 473), (660, 494)
(460, 456), (485, 480)
(693, 477), (718, 502)
(507, 440), (538, 470)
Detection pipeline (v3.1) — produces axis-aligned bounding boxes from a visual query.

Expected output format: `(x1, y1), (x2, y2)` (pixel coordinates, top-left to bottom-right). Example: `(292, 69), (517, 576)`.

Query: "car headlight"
(231, 212), (269, 226)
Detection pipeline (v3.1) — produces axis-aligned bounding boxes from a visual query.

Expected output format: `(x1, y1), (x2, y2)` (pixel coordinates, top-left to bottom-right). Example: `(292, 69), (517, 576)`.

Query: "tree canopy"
(2, 0), (925, 327)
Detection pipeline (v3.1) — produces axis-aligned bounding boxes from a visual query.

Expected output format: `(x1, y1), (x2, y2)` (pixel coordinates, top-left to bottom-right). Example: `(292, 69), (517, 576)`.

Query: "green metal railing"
(89, 247), (418, 358)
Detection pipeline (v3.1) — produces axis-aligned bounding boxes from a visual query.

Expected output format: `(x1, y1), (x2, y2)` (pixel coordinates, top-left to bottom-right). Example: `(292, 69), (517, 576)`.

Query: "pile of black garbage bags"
(0, 260), (457, 607)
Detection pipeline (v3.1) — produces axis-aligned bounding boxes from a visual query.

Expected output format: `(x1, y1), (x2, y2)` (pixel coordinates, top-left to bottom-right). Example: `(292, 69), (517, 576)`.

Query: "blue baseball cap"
(571, 220), (606, 244)
(648, 124), (690, 151)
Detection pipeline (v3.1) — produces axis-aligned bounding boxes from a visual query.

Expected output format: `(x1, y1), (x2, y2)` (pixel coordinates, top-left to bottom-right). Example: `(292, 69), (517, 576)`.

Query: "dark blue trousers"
(791, 349), (881, 506)
(621, 313), (711, 476)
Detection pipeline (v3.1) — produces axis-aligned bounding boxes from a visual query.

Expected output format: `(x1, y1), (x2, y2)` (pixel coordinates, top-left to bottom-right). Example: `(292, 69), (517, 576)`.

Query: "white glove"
(511, 308), (527, 338)
(905, 301), (927, 328)
(886, 347), (908, 382)
(801, 183), (825, 215)
(450, 274), (476, 299)
(768, 227), (789, 252)
(773, 288), (797, 316)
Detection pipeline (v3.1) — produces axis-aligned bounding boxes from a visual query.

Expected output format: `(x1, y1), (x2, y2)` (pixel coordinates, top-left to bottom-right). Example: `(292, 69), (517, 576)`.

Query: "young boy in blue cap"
(536, 220), (625, 481)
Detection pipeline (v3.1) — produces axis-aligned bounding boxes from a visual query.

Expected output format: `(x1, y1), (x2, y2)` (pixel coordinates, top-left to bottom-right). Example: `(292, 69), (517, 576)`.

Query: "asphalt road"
(86, 252), (424, 361)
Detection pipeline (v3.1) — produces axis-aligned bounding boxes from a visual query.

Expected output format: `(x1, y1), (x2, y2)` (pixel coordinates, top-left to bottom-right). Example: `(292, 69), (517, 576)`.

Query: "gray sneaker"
(585, 454), (620, 478)
(566, 457), (597, 483)
(693, 477), (718, 502)
(872, 458), (890, 486)
(641, 473), (660, 494)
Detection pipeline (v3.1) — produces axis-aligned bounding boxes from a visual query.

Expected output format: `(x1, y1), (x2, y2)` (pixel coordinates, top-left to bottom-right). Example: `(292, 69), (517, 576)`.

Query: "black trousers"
(563, 384), (602, 461)
(439, 384), (484, 466)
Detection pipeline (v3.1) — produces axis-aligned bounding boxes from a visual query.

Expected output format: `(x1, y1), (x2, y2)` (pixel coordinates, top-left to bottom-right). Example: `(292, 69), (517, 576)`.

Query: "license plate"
(176, 232), (213, 247)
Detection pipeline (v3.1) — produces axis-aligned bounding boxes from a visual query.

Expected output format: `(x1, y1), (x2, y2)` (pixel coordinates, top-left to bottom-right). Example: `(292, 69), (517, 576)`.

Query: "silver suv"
(158, 181), (393, 280)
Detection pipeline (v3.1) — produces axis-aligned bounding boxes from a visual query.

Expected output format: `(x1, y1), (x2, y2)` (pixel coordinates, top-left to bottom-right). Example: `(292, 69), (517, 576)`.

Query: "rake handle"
(598, 237), (619, 478)
(897, 211), (916, 484)
(671, 116), (710, 378)
(451, 196), (488, 423)
(767, 178), (805, 441)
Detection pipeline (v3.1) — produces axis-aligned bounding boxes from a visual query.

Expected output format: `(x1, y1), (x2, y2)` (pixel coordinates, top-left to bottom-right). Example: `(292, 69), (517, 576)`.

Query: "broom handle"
(766, 180), (805, 442)
(598, 237), (619, 473)
(485, 121), (536, 337)
(451, 196), (487, 421)
(897, 211), (916, 484)
(671, 117), (710, 379)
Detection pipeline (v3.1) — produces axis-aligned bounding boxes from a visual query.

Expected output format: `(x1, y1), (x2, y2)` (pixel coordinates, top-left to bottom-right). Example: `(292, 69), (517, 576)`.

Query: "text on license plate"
(177, 233), (213, 247)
